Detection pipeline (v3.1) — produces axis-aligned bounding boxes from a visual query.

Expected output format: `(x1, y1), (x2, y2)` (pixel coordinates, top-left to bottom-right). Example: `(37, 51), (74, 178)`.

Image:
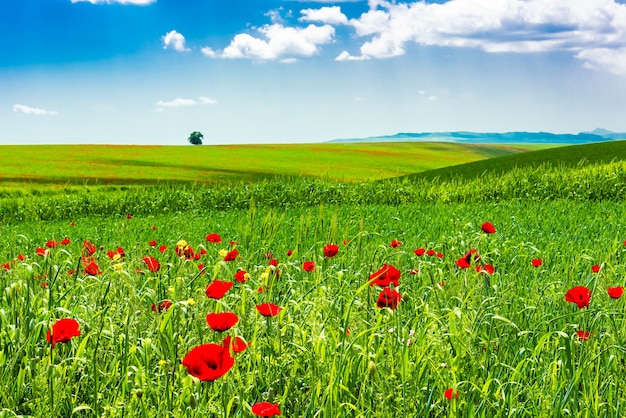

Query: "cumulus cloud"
(220, 23), (335, 61)
(70, 0), (155, 4)
(300, 6), (349, 25)
(201, 47), (216, 57)
(162, 30), (190, 52)
(155, 97), (217, 110)
(13, 104), (58, 116)
(339, 0), (626, 76)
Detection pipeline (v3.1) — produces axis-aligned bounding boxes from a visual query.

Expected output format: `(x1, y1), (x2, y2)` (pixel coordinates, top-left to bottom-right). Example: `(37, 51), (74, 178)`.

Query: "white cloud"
(300, 6), (349, 25)
(162, 30), (190, 52)
(201, 46), (216, 57)
(13, 104), (58, 116)
(70, 0), (155, 4)
(221, 24), (335, 60)
(335, 50), (370, 60)
(155, 97), (217, 109)
(340, 0), (626, 76)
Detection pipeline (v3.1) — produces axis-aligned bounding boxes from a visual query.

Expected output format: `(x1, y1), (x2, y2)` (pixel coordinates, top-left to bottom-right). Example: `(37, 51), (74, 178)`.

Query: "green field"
(2, 141), (626, 417)
(0, 142), (545, 188)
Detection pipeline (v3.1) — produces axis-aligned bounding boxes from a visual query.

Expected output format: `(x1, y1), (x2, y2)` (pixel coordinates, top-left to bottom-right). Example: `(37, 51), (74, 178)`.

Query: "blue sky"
(2, 0), (626, 145)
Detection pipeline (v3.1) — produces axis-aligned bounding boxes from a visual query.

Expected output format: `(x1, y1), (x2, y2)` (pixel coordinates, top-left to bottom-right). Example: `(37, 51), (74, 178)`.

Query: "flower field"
(2, 199), (626, 417)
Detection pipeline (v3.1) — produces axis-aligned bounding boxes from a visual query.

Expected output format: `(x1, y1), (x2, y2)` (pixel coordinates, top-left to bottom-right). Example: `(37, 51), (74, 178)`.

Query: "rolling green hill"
(0, 142), (544, 188)
(403, 140), (626, 181)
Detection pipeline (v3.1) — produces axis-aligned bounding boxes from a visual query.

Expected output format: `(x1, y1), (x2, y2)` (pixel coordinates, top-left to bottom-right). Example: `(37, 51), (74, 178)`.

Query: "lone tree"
(188, 131), (203, 146)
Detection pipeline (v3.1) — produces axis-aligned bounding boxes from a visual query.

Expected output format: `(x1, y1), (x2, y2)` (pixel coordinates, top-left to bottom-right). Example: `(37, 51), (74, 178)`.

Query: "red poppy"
(268, 259), (279, 267)
(70, 221), (76, 227)
(1, 262), (10, 270)
(84, 261), (102, 276)
(444, 388), (458, 400)
(224, 248), (239, 262)
(199, 248), (207, 255)
(60, 238), (71, 246)
(251, 402), (281, 417)
(205, 280), (233, 299)
(151, 300), (172, 313)
(234, 269), (248, 283)
(47, 318), (81, 348)
(565, 286), (592, 309)
(390, 240), (402, 248)
(45, 240), (59, 248)
(369, 264), (401, 287)
(182, 343), (234, 381)
(303, 261), (315, 272)
(608, 286), (624, 299)
(476, 264), (495, 275)
(456, 249), (479, 269)
(175, 240), (194, 259)
(126, 214), (132, 219)
(159, 245), (168, 253)
(592, 264), (602, 273)
(83, 240), (97, 256)
(106, 248), (125, 260)
(222, 335), (250, 353)
(206, 312), (239, 332)
(376, 288), (401, 310)
(151, 225), (157, 230)
(143, 256), (161, 272)
(577, 330), (590, 340)
(287, 249), (293, 257)
(414, 248), (426, 256)
(197, 264), (205, 272)
(256, 303), (282, 317)
(531, 258), (543, 267)
(427, 249), (436, 256)
(148, 240), (157, 247)
(206, 233), (222, 243)
(436, 252), (444, 258)
(323, 244), (339, 258)
(229, 240), (238, 246)
(481, 221), (496, 234)
(17, 254), (26, 261)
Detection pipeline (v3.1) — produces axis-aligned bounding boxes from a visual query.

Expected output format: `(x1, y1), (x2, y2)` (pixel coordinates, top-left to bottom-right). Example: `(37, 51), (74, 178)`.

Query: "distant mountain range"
(330, 128), (626, 144)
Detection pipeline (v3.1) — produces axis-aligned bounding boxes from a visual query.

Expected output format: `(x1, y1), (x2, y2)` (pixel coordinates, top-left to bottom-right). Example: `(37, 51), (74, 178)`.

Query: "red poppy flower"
(287, 249), (293, 257)
(84, 261), (102, 276)
(82, 240), (97, 256)
(2, 262), (10, 271)
(182, 343), (234, 381)
(531, 258), (543, 267)
(151, 225), (157, 230)
(106, 248), (125, 260)
(143, 256), (161, 272)
(234, 269), (248, 283)
(608, 286), (624, 299)
(45, 240), (59, 248)
(205, 280), (233, 299)
(47, 318), (81, 348)
(17, 254), (26, 261)
(481, 221), (496, 234)
(148, 240), (157, 247)
(256, 303), (282, 317)
(592, 264), (602, 273)
(151, 300), (172, 313)
(60, 238), (71, 246)
(229, 240), (238, 246)
(159, 245), (168, 253)
(414, 248), (426, 256)
(224, 248), (239, 262)
(70, 221), (76, 227)
(251, 402), (281, 417)
(268, 259), (279, 267)
(206, 233), (222, 243)
(206, 312), (239, 332)
(427, 249), (436, 256)
(323, 244), (339, 258)
(390, 240), (402, 248)
(436, 252), (444, 258)
(577, 330), (590, 340)
(444, 388), (459, 400)
(126, 214), (132, 219)
(369, 264), (401, 287)
(476, 264), (495, 275)
(303, 261), (315, 272)
(565, 286), (592, 309)
(376, 288), (401, 310)
(456, 249), (479, 269)
(222, 335), (250, 354)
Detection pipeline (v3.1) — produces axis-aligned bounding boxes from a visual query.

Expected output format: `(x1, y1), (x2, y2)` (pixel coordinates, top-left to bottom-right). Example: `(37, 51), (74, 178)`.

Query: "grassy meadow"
(1, 141), (626, 417)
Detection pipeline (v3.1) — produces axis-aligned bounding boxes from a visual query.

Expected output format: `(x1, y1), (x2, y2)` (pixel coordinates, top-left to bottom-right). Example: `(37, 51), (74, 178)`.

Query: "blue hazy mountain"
(329, 129), (626, 144)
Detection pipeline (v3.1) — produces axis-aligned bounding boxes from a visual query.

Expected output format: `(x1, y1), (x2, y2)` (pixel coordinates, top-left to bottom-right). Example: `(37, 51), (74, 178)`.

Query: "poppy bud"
(368, 360), (377, 376)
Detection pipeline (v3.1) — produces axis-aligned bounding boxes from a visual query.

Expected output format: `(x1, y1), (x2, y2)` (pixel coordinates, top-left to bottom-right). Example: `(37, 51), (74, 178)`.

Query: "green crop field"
(1, 141), (626, 417)
(0, 142), (544, 189)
